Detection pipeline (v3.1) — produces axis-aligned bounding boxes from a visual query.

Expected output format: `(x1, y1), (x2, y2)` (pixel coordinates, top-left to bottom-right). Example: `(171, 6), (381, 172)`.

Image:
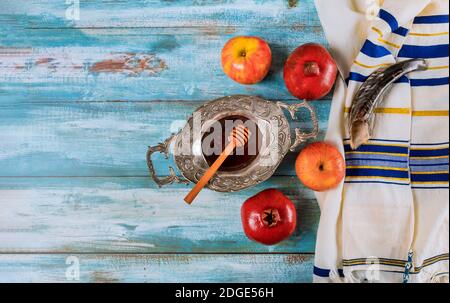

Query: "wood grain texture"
(0, 27), (327, 102)
(0, 100), (330, 177)
(0, 177), (319, 253)
(0, 253), (314, 283)
(1, 0), (321, 28)
(0, 0), (327, 282)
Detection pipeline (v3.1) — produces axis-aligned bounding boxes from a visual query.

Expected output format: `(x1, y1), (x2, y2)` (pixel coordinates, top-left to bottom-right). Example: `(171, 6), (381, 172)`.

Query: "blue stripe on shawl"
(345, 180), (411, 186)
(348, 73), (449, 87)
(410, 148), (449, 157)
(411, 173), (449, 182)
(344, 144), (409, 154)
(410, 164), (449, 172)
(398, 44), (449, 59)
(413, 15), (449, 24)
(347, 158), (408, 164)
(347, 73), (409, 84)
(346, 159), (409, 168)
(393, 27), (409, 37)
(410, 77), (449, 87)
(313, 266), (345, 278)
(346, 168), (410, 179)
(361, 40), (391, 58)
(346, 153), (408, 162)
(347, 72), (369, 83)
(410, 159), (449, 166)
(412, 186), (449, 189)
(379, 9), (399, 31)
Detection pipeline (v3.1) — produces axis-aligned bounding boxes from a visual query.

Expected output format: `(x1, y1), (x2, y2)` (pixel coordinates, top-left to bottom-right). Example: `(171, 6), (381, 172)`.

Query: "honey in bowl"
(202, 115), (262, 172)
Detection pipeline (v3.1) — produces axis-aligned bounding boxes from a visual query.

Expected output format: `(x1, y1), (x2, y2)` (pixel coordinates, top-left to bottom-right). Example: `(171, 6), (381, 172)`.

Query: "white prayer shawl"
(314, 0), (449, 283)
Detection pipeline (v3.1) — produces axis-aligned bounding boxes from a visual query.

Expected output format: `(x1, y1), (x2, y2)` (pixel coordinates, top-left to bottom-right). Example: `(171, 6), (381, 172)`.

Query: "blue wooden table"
(0, 0), (330, 282)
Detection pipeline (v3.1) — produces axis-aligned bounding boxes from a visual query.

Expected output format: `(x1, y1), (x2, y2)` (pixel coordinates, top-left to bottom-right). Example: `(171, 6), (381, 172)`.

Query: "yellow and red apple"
(221, 36), (272, 85)
(295, 142), (345, 192)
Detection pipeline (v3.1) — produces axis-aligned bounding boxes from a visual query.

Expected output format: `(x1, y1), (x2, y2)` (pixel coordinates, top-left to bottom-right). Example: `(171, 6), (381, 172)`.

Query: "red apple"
(284, 43), (337, 100)
(221, 36), (272, 85)
(295, 142), (345, 192)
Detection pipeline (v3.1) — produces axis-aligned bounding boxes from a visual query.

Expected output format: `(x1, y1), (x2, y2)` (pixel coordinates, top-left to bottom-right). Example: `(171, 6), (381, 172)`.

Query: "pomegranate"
(241, 189), (297, 246)
(284, 43), (337, 100)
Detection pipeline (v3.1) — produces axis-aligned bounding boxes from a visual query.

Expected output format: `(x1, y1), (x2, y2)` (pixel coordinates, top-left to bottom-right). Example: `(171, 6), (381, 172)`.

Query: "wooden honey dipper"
(184, 125), (251, 204)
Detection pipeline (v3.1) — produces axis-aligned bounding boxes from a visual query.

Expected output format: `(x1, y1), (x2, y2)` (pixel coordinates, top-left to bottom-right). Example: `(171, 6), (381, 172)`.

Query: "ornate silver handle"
(146, 135), (189, 187)
(277, 100), (319, 151)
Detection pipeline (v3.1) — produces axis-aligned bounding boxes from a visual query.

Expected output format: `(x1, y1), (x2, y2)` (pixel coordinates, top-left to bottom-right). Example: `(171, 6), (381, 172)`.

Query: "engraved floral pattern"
(147, 95), (318, 192)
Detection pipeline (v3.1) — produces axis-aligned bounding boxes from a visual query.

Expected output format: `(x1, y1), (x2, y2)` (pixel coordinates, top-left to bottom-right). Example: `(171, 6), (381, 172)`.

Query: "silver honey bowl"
(147, 95), (318, 192)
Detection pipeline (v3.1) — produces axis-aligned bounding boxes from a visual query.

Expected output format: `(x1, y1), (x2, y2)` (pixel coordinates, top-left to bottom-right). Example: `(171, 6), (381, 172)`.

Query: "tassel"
(403, 250), (414, 283)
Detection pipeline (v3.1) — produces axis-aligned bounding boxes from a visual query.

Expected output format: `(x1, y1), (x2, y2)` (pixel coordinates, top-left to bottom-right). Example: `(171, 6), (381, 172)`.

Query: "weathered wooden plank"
(0, 27), (327, 102)
(0, 176), (319, 253)
(1, 0), (319, 28)
(0, 100), (330, 177)
(0, 253), (314, 283)
(0, 0), (325, 283)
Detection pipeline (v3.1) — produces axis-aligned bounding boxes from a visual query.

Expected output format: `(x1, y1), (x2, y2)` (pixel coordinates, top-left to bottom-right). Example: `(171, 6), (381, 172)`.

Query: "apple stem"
(262, 208), (281, 228)
(304, 61), (320, 76)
